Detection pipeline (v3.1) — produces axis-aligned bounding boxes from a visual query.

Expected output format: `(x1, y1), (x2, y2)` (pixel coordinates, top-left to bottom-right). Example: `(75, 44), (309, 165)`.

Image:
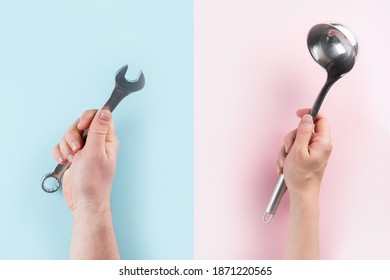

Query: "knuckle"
(297, 125), (312, 135)
(64, 130), (74, 141)
(277, 146), (283, 157)
(59, 138), (71, 154)
(90, 127), (107, 136)
(80, 109), (95, 123)
(320, 139), (333, 154)
(87, 109), (98, 117)
(284, 135), (290, 146)
(51, 145), (59, 158)
(59, 138), (67, 149)
(82, 109), (92, 118)
(295, 151), (307, 162)
(291, 147), (308, 162)
(324, 142), (333, 155)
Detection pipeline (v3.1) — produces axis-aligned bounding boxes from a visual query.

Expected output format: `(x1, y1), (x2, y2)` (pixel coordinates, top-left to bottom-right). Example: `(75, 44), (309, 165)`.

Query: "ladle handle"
(263, 77), (338, 223)
(263, 173), (287, 223)
(310, 77), (338, 118)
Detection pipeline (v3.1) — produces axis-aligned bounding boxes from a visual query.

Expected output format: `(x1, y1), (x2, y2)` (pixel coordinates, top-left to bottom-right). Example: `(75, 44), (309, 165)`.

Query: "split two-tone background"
(1, 0), (389, 259)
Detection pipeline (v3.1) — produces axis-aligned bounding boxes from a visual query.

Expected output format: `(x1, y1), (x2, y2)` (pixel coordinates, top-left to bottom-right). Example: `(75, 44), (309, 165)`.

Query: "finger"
(85, 109), (112, 155)
(293, 114), (314, 152)
(277, 145), (287, 170)
(64, 119), (84, 153)
(296, 108), (311, 117)
(105, 118), (119, 158)
(106, 117), (118, 145)
(59, 138), (75, 162)
(296, 108), (326, 120)
(297, 108), (330, 141)
(284, 129), (297, 153)
(52, 144), (67, 164)
(276, 160), (281, 174)
(77, 109), (98, 131)
(313, 114), (331, 137)
(311, 114), (332, 154)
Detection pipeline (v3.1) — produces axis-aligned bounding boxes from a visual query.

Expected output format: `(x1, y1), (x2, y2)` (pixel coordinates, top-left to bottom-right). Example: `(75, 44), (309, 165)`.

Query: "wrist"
(70, 201), (119, 260)
(289, 185), (320, 213)
(73, 202), (112, 223)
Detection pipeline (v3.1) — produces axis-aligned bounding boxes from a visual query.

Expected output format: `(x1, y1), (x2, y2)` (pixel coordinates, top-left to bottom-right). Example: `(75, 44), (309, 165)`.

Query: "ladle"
(263, 23), (358, 223)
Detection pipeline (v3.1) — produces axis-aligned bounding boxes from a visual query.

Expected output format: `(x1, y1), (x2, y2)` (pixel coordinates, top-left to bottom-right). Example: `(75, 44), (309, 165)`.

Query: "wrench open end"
(115, 65), (145, 93)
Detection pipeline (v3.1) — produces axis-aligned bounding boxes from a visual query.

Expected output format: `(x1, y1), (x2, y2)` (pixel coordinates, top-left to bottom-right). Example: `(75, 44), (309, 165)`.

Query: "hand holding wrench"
(41, 65), (145, 193)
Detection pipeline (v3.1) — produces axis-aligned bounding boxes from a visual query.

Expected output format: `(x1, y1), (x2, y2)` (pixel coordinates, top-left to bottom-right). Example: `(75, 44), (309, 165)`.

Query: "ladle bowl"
(308, 23), (358, 80)
(307, 23), (358, 116)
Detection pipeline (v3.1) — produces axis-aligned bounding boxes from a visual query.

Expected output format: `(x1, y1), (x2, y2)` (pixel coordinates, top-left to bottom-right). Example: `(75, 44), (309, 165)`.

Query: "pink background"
(195, 0), (390, 259)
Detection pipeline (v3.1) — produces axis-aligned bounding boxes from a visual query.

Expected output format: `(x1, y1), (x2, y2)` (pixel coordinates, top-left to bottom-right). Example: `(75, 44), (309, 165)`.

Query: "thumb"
(293, 114), (313, 151)
(85, 110), (112, 153)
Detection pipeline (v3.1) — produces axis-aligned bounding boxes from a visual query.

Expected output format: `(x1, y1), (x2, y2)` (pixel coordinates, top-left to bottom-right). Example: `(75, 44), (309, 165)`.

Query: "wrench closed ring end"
(41, 173), (61, 193)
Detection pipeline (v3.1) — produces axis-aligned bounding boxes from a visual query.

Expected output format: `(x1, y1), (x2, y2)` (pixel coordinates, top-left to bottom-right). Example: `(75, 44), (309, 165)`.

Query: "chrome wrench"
(41, 65), (145, 193)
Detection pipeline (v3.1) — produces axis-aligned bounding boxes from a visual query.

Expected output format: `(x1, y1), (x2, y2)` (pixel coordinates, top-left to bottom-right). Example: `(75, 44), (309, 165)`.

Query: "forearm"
(284, 190), (320, 260)
(70, 206), (120, 260)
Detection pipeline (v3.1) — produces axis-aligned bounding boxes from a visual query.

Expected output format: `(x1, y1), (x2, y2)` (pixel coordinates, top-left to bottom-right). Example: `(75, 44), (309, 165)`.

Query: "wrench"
(41, 65), (145, 193)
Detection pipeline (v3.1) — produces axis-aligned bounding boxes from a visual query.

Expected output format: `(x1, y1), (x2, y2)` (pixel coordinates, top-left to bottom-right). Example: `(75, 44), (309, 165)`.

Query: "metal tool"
(41, 65), (145, 193)
(263, 23), (358, 223)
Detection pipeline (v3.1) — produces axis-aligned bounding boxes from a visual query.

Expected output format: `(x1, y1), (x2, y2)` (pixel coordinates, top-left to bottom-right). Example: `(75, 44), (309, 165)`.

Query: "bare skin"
(52, 109), (120, 259)
(277, 108), (332, 259)
(52, 107), (331, 260)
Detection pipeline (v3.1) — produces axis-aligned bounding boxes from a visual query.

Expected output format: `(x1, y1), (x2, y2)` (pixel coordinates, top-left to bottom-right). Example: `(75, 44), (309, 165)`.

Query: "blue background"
(0, 0), (193, 259)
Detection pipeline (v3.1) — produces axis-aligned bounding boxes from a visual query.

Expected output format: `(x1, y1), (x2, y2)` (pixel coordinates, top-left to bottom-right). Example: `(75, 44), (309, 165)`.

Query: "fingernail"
(100, 112), (111, 122)
(279, 158), (284, 167)
(276, 165), (281, 174)
(301, 114), (313, 124)
(58, 156), (65, 163)
(70, 142), (78, 152)
(68, 154), (74, 162)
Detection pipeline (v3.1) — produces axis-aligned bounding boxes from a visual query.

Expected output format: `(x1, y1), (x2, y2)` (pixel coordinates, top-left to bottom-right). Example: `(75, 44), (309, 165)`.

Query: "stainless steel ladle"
(263, 23), (358, 223)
